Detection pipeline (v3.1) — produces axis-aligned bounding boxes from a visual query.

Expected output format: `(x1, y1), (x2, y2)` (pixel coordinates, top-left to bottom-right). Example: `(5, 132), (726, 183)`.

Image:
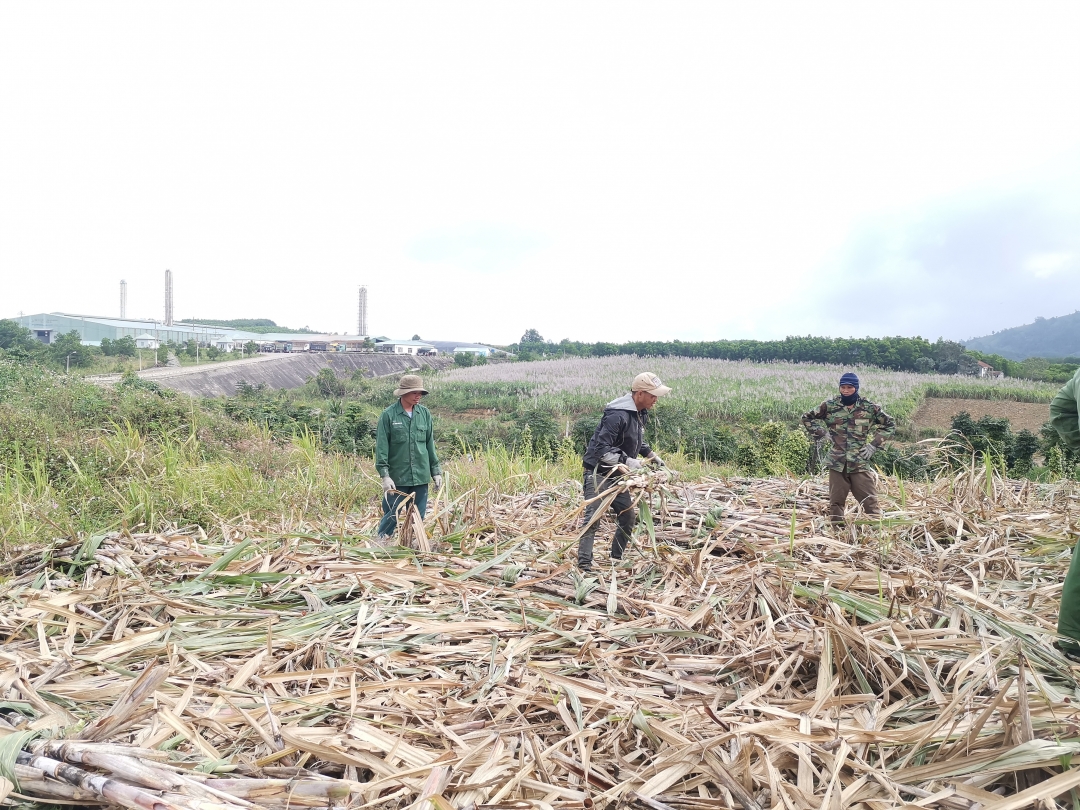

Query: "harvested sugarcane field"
(3, 466), (1080, 810)
(5, 340), (1080, 809)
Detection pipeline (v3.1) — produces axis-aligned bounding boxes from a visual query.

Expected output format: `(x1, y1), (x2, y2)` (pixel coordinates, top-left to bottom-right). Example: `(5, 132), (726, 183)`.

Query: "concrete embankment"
(88, 353), (452, 398)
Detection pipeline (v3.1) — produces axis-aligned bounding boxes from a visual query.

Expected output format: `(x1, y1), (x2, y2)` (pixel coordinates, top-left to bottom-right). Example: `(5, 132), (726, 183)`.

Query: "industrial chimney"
(358, 285), (368, 338)
(120, 279), (127, 319)
(164, 269), (174, 326)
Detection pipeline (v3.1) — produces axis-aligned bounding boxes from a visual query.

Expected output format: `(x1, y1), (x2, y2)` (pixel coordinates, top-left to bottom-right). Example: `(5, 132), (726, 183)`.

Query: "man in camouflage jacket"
(801, 372), (895, 525)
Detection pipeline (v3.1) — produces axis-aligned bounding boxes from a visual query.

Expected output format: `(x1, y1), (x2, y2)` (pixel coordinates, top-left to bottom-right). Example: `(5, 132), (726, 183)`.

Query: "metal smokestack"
(120, 279), (127, 318)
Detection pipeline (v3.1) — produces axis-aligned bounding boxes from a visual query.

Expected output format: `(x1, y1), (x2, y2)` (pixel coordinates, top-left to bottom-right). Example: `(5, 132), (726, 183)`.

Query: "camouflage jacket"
(801, 396), (896, 473)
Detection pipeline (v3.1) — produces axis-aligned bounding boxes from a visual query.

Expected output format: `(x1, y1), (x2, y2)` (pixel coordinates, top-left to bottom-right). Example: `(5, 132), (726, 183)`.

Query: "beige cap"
(631, 372), (671, 397)
(394, 374), (429, 397)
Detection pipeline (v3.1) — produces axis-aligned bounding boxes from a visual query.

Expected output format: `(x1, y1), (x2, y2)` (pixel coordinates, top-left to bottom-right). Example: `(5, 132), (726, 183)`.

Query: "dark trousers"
(578, 470), (636, 570)
(828, 469), (879, 523)
(376, 484), (429, 539)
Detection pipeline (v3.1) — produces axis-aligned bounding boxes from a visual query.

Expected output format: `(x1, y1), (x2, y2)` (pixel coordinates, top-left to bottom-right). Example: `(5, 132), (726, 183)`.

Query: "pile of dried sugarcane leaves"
(3, 466), (1080, 810)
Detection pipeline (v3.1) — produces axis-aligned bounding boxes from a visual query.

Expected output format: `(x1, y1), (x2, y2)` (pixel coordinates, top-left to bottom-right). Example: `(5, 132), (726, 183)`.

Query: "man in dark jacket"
(578, 372), (670, 571)
(801, 372), (895, 525)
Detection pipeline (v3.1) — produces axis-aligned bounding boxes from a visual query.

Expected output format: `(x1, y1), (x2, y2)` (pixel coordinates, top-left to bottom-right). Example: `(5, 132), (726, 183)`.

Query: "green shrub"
(327, 402), (378, 455)
(1011, 430), (1040, 475)
(780, 429), (810, 474)
(946, 412), (1047, 474)
(511, 408), (561, 458)
(571, 414), (601, 454)
(870, 444), (930, 479)
(313, 367), (346, 398)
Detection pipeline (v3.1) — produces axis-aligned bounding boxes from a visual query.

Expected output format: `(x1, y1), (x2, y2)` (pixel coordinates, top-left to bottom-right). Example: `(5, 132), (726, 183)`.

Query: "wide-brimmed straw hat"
(631, 372), (671, 397)
(394, 374), (429, 397)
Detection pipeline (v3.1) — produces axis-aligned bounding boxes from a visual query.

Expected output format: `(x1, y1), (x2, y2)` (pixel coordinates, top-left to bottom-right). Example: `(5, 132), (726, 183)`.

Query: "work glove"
(433, 474), (443, 489)
(600, 451), (622, 467)
(625, 457), (643, 470)
(381, 476), (395, 492)
(858, 445), (877, 461)
(647, 454), (664, 466)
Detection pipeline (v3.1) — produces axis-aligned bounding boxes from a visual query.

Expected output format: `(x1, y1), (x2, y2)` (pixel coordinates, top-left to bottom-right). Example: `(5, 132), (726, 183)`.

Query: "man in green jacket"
(802, 372), (896, 525)
(1050, 369), (1080, 658)
(374, 374), (442, 543)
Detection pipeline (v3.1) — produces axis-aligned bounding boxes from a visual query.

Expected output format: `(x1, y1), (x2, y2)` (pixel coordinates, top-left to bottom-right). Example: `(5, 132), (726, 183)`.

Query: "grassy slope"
(0, 362), (377, 545)
(0, 361), (599, 547)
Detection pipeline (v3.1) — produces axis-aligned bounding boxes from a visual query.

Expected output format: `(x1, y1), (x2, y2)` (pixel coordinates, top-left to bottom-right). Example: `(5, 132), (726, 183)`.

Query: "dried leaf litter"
(2, 468), (1080, 810)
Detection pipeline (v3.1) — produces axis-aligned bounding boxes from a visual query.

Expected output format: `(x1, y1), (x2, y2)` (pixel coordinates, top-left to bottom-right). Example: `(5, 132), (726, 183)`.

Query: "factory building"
(373, 338), (438, 356)
(9, 313), (245, 347)
(255, 334), (375, 353)
(255, 335), (436, 355)
(9, 313), (442, 357)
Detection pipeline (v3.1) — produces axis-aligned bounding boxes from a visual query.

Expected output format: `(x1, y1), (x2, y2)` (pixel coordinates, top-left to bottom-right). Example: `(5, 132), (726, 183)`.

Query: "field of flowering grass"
(428, 356), (1058, 423)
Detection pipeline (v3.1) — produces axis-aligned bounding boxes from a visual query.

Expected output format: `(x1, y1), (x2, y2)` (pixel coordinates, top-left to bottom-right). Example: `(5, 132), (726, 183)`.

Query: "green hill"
(184, 318), (318, 334)
(965, 311), (1080, 360)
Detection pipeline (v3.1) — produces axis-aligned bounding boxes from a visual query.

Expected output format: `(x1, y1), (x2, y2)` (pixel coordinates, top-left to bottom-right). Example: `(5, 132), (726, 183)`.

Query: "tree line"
(512, 330), (985, 374)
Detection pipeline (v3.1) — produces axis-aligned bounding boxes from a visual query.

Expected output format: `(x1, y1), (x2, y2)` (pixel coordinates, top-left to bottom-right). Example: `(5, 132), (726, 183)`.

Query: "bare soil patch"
(913, 396), (1050, 434)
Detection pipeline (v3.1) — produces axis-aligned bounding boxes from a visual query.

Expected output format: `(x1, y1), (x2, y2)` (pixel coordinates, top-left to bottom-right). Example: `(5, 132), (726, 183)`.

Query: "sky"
(2, 3), (1078, 346)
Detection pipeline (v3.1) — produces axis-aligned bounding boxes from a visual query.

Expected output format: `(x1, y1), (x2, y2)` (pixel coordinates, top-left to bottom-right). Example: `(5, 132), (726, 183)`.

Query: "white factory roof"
(376, 338), (436, 347)
(20, 313), (255, 339)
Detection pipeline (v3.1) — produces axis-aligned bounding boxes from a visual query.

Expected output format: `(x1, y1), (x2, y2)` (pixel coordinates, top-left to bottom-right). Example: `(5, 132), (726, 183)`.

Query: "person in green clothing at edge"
(1049, 368), (1080, 660)
(374, 374), (442, 544)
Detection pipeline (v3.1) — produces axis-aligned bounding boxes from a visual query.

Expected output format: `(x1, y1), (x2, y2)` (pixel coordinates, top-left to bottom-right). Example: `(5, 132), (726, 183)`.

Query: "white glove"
(625, 457), (643, 470)
(381, 476), (395, 491)
(647, 454), (664, 466)
(433, 474), (443, 489)
(858, 445), (877, 461)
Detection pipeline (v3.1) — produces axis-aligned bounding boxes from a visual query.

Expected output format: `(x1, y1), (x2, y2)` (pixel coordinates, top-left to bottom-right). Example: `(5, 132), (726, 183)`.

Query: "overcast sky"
(2, 4), (1078, 345)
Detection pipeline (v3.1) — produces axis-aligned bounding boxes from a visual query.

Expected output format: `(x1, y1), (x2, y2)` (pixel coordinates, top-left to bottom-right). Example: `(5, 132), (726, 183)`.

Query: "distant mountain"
(965, 311), (1080, 360)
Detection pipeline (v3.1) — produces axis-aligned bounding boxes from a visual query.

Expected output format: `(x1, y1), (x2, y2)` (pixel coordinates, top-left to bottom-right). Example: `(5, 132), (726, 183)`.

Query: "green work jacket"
(375, 401), (441, 486)
(801, 396), (896, 473)
(1051, 368), (1080, 452)
(1049, 369), (1080, 647)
